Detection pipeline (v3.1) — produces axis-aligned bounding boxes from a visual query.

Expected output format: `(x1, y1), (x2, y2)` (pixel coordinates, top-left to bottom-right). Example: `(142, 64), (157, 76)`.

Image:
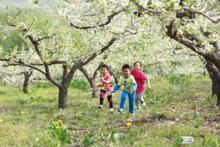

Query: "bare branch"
(92, 62), (104, 80)
(166, 20), (208, 56)
(64, 37), (117, 85)
(184, 8), (220, 23)
(0, 58), (10, 62)
(26, 35), (45, 62)
(3, 60), (46, 75)
(30, 60), (67, 66)
(26, 33), (62, 88)
(70, 10), (124, 30)
(36, 35), (54, 42)
(131, 0), (161, 16)
(82, 37), (117, 66)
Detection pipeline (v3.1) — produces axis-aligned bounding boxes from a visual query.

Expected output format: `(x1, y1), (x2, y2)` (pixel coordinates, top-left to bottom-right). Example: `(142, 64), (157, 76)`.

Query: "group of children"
(97, 61), (150, 115)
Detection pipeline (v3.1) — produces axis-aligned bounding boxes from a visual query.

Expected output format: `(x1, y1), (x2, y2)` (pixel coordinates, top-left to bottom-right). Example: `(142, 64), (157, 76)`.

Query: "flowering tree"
(0, 9), (117, 108)
(59, 0), (220, 105)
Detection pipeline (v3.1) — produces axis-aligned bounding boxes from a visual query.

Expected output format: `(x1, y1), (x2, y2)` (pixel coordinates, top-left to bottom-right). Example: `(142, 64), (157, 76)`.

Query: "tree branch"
(166, 20), (207, 56)
(92, 62), (104, 80)
(184, 8), (220, 23)
(131, 0), (161, 16)
(0, 58), (10, 62)
(64, 37), (117, 85)
(30, 60), (67, 66)
(3, 60), (46, 75)
(70, 10), (124, 30)
(26, 34), (62, 88)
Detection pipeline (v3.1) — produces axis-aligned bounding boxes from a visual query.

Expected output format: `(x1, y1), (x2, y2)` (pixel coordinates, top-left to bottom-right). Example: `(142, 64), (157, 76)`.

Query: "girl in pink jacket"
(131, 61), (151, 110)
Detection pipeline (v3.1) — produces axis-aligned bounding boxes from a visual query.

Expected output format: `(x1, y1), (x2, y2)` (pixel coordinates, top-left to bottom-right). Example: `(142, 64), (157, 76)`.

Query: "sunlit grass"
(0, 76), (219, 146)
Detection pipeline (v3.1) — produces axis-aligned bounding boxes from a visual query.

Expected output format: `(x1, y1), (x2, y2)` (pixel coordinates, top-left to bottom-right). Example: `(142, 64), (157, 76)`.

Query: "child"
(112, 64), (137, 114)
(98, 64), (114, 112)
(131, 61), (150, 110)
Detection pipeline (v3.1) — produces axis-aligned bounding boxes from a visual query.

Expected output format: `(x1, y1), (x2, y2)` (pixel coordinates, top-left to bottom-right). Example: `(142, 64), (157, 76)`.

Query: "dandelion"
(60, 125), (67, 129)
(56, 126), (60, 129)
(126, 122), (132, 127)
(57, 119), (63, 123)
(0, 119), (3, 123)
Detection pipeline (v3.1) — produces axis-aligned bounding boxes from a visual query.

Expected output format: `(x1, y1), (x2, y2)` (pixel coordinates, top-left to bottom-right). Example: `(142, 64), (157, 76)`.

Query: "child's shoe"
(136, 107), (140, 112)
(98, 105), (103, 109)
(109, 108), (114, 112)
(117, 108), (124, 113)
(141, 101), (146, 106)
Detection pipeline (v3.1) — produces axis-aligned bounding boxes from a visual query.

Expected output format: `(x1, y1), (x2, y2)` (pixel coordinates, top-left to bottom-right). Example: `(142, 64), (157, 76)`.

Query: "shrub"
(48, 119), (73, 145)
(70, 79), (90, 91)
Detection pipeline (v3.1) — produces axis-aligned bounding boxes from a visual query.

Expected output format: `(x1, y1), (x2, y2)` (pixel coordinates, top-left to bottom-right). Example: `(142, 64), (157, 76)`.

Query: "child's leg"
(135, 93), (140, 109)
(107, 93), (113, 108)
(139, 92), (145, 106)
(128, 93), (136, 114)
(99, 89), (106, 106)
(119, 91), (128, 111)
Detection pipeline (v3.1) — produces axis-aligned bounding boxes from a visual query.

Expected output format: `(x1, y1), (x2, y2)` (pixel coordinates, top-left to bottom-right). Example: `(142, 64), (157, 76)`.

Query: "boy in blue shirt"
(112, 64), (137, 114)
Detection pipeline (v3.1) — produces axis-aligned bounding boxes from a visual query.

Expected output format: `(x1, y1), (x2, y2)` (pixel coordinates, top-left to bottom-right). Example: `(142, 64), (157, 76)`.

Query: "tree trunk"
(22, 71), (33, 94)
(205, 62), (220, 106)
(88, 79), (97, 97)
(166, 20), (220, 106)
(79, 67), (97, 98)
(58, 86), (68, 109)
(23, 76), (29, 93)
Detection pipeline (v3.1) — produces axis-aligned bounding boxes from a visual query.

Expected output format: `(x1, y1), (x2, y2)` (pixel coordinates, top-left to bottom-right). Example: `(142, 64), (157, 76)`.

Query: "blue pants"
(119, 90), (136, 114)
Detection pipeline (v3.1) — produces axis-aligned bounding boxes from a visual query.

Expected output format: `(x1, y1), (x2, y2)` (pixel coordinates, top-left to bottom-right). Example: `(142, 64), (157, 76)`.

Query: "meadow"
(0, 76), (220, 147)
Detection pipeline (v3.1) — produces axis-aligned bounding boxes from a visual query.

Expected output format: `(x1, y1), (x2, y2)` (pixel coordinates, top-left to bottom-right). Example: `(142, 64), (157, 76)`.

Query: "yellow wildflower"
(56, 126), (60, 129)
(60, 125), (67, 129)
(0, 119), (3, 123)
(57, 119), (63, 123)
(126, 122), (132, 127)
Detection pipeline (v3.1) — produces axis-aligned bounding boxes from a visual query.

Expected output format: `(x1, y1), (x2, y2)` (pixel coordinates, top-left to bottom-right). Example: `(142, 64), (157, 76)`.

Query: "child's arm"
(101, 77), (111, 84)
(132, 82), (137, 93)
(130, 76), (137, 93)
(101, 74), (111, 84)
(112, 84), (120, 93)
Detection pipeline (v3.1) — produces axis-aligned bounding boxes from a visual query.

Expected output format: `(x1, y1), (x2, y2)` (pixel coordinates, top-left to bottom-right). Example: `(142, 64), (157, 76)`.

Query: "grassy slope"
(0, 76), (220, 147)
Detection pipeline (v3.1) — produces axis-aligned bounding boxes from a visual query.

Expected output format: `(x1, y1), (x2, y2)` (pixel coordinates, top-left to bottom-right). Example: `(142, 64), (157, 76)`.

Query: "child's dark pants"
(100, 89), (113, 108)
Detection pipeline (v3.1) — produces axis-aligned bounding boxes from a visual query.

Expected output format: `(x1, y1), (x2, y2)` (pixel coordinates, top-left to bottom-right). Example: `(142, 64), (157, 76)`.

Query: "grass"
(0, 76), (220, 147)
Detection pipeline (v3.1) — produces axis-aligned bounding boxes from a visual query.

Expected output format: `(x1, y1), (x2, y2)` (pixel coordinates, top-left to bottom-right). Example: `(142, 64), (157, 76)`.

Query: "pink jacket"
(131, 70), (148, 93)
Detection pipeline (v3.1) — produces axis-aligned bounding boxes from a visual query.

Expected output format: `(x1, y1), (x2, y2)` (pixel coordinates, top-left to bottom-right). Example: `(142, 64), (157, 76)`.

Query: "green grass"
(0, 76), (220, 146)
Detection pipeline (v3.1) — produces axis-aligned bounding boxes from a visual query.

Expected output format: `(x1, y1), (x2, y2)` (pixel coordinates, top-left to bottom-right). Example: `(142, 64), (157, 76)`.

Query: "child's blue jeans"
(119, 90), (136, 114)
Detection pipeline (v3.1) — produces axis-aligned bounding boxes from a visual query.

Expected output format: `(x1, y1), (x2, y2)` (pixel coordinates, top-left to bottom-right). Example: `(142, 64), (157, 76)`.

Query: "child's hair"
(101, 64), (109, 71)
(133, 61), (142, 67)
(122, 64), (131, 70)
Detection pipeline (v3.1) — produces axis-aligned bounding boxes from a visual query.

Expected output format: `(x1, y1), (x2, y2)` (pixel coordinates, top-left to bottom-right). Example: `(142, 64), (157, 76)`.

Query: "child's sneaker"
(141, 101), (146, 106)
(109, 108), (114, 112)
(98, 105), (103, 109)
(117, 108), (124, 113)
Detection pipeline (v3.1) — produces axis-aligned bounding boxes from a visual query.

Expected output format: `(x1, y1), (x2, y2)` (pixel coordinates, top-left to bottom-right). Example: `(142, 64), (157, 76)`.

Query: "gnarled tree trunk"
(22, 70), (33, 94)
(166, 20), (220, 106)
(58, 86), (68, 109)
(206, 61), (220, 105)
